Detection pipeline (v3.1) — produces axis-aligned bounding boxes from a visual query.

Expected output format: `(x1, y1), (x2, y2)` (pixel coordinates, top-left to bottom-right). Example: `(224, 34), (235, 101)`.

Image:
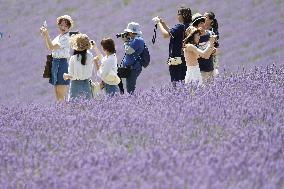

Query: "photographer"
(40, 15), (73, 101)
(153, 7), (192, 85)
(204, 11), (220, 76)
(190, 13), (216, 83)
(183, 27), (216, 86)
(118, 22), (144, 94)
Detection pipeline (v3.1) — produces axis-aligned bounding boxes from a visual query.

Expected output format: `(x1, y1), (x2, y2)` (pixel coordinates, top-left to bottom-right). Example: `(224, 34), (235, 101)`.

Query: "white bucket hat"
(124, 22), (142, 35)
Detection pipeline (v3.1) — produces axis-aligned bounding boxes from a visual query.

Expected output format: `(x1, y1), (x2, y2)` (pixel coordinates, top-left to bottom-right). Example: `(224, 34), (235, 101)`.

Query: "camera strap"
(152, 24), (158, 44)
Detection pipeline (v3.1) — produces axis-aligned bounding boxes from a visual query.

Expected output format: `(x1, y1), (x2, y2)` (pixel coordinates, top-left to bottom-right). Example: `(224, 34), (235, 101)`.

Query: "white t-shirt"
(52, 33), (70, 58)
(68, 51), (94, 80)
(97, 54), (120, 85)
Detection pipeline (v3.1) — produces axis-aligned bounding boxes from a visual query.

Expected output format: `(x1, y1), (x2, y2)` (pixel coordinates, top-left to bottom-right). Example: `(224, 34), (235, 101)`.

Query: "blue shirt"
(122, 36), (144, 70)
(198, 30), (214, 72)
(169, 23), (190, 58)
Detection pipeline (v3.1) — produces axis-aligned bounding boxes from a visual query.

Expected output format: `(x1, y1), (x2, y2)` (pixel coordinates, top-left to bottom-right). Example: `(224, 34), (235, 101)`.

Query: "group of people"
(153, 8), (219, 86)
(40, 6), (219, 101)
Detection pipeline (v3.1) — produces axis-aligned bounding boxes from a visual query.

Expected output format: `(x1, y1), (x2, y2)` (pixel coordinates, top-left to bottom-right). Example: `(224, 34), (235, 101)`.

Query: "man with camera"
(117, 22), (144, 94)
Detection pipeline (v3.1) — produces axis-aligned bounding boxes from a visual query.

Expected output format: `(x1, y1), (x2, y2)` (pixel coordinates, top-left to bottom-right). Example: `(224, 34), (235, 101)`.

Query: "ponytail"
(73, 50), (87, 65)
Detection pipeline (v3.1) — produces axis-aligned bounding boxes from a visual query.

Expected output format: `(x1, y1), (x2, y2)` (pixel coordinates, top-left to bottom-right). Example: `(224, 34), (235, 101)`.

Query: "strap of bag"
(119, 54), (126, 68)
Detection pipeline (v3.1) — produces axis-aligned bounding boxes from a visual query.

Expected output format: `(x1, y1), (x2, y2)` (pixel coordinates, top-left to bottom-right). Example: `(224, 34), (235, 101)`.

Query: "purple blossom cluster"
(1, 65), (284, 188)
(0, 0), (284, 104)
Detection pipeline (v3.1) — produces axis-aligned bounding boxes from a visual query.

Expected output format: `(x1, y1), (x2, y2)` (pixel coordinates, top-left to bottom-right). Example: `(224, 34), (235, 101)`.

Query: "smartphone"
(43, 20), (47, 27)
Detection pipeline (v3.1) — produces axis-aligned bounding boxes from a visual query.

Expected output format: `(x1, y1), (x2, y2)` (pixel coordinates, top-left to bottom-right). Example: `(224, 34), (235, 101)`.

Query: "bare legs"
(54, 85), (68, 101)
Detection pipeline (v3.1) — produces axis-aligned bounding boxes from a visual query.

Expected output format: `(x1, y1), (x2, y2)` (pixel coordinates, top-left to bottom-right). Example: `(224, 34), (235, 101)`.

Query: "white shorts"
(185, 65), (203, 85)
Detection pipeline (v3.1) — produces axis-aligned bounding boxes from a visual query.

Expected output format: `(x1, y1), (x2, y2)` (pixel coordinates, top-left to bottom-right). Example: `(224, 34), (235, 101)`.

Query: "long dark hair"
(205, 12), (219, 37)
(183, 29), (201, 46)
(178, 7), (192, 24)
(73, 50), (87, 65)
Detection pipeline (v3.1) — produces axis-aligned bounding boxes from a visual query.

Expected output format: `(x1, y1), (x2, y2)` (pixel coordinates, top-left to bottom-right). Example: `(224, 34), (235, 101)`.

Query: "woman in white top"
(92, 38), (120, 96)
(40, 15), (73, 101)
(63, 34), (94, 100)
(183, 27), (216, 85)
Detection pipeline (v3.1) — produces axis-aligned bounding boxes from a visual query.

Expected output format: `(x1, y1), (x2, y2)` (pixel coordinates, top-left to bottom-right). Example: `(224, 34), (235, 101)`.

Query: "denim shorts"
(104, 83), (119, 96)
(69, 80), (92, 100)
(49, 58), (70, 86)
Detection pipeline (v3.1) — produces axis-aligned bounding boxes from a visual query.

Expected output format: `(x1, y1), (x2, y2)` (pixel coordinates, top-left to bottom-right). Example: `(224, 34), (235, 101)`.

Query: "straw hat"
(57, 15), (74, 29)
(184, 26), (201, 44)
(185, 26), (199, 37)
(70, 33), (91, 51)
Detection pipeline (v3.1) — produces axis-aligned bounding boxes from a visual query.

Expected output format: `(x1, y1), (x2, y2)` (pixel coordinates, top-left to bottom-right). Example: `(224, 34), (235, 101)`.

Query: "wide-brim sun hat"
(70, 33), (91, 51)
(192, 13), (206, 25)
(185, 26), (201, 38)
(57, 15), (74, 29)
(183, 26), (202, 44)
(124, 22), (142, 35)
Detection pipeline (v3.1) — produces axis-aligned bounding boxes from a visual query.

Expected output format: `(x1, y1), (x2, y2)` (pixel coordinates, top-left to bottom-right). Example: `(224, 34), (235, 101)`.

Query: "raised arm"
(154, 17), (171, 39)
(188, 36), (217, 58)
(91, 41), (103, 61)
(185, 43), (214, 58)
(40, 26), (60, 51)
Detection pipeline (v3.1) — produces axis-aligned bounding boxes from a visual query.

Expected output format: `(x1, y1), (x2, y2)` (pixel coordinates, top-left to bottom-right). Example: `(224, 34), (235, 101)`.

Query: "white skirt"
(185, 65), (203, 85)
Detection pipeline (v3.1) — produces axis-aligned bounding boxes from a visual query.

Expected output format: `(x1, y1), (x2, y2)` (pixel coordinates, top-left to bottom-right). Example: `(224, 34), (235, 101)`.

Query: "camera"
(116, 32), (129, 38)
(69, 31), (79, 36)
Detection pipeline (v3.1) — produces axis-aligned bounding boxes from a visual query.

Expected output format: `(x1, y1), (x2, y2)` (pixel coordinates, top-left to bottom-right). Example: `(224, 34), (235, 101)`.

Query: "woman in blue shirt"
(153, 7), (192, 85)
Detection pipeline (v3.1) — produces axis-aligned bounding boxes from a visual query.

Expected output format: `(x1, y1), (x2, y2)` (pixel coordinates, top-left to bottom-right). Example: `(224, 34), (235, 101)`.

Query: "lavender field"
(1, 65), (284, 188)
(1, 0), (284, 188)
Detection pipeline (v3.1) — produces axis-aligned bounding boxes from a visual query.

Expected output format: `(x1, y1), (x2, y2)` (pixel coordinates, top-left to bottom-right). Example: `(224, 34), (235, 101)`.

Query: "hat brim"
(124, 29), (142, 35)
(192, 16), (205, 24)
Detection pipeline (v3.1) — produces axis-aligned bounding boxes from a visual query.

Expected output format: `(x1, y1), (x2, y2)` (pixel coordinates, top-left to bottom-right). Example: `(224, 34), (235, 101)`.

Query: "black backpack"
(139, 43), (150, 68)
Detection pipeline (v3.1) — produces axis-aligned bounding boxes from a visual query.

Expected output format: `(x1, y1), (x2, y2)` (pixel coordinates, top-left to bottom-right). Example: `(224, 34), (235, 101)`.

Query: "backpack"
(139, 43), (150, 68)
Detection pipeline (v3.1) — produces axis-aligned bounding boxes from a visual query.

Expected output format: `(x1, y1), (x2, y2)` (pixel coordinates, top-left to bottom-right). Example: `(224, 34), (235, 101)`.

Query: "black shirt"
(198, 31), (214, 72)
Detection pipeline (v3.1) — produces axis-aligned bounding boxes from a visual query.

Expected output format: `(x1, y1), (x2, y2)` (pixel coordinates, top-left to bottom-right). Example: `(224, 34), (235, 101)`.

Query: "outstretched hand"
(152, 16), (161, 24)
(40, 26), (48, 37)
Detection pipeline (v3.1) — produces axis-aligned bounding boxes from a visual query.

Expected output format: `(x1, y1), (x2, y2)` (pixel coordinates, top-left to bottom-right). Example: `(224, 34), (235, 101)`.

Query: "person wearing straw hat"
(183, 27), (216, 86)
(40, 15), (74, 101)
(119, 22), (145, 94)
(190, 13), (216, 83)
(63, 34), (94, 100)
(92, 38), (120, 96)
